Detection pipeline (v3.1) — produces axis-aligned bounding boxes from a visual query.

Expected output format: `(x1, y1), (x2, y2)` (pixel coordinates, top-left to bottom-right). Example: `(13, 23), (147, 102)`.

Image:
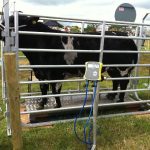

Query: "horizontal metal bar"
(104, 64), (150, 67)
(20, 88), (111, 96)
(19, 31), (102, 38)
(99, 99), (150, 107)
(18, 64), (150, 69)
(20, 88), (149, 100)
(103, 50), (150, 54)
(19, 48), (101, 53)
(19, 49), (150, 54)
(18, 31), (150, 40)
(100, 88), (149, 94)
(20, 79), (84, 84)
(106, 21), (150, 27)
(21, 110), (150, 128)
(18, 56), (26, 59)
(19, 65), (85, 68)
(19, 76), (150, 85)
(19, 13), (103, 24)
(106, 76), (150, 81)
(21, 100), (150, 115)
(20, 88), (88, 96)
(21, 109), (150, 127)
(20, 92), (93, 99)
(20, 13), (150, 27)
(104, 35), (150, 40)
(21, 105), (89, 115)
(19, 68), (32, 71)
(100, 110), (150, 118)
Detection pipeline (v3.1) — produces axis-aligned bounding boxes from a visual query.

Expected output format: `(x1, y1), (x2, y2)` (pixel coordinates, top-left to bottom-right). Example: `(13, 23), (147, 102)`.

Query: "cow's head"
(8, 15), (39, 27)
(0, 14), (39, 40)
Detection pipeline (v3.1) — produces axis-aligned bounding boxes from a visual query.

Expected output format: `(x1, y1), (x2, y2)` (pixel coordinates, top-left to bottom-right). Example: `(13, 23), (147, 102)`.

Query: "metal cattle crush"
(1, 1), (150, 149)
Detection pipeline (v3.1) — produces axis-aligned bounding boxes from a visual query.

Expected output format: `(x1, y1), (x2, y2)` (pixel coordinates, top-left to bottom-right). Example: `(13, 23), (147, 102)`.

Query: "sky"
(1, 0), (150, 23)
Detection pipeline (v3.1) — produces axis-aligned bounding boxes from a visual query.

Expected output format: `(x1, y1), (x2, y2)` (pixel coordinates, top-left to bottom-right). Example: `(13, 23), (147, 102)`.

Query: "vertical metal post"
(135, 26), (139, 45)
(14, 11), (19, 70)
(99, 22), (106, 62)
(14, 11), (19, 52)
(1, 41), (6, 100)
(92, 21), (105, 149)
(81, 21), (85, 33)
(134, 25), (143, 101)
(6, 103), (12, 136)
(77, 80), (81, 92)
(3, 0), (12, 136)
(3, 0), (10, 52)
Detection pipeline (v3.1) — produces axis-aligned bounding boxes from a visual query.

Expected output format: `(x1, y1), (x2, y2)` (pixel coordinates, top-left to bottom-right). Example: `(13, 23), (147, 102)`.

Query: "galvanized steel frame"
(2, 1), (150, 140)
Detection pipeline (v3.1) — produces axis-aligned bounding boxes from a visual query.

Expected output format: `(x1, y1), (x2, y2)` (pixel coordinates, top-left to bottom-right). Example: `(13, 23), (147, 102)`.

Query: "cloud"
(134, 0), (150, 9)
(3, 0), (150, 23)
(22, 0), (79, 5)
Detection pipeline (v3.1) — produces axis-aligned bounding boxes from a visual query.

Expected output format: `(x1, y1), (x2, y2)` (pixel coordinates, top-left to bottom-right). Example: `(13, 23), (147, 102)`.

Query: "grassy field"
(1, 99), (150, 150)
(0, 44), (150, 149)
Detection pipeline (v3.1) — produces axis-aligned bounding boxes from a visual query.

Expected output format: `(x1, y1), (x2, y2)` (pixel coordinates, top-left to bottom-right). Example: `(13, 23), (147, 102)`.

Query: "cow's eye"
(32, 21), (37, 24)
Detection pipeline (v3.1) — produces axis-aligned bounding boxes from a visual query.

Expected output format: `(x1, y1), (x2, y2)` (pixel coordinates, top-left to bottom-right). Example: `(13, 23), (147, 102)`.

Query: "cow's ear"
(32, 17), (39, 24)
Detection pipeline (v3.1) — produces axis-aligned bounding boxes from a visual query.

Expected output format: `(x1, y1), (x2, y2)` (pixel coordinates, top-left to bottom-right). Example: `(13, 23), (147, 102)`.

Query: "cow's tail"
(128, 42), (138, 74)
(134, 49), (138, 65)
(128, 60), (136, 75)
(129, 48), (138, 75)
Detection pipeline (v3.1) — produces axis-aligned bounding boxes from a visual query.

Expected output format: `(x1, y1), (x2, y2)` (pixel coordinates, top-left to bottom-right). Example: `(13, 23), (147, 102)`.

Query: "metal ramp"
(23, 94), (146, 123)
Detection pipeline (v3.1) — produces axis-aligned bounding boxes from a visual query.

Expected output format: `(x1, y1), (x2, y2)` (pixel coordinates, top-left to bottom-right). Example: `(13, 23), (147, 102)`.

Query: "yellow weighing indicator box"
(84, 62), (103, 81)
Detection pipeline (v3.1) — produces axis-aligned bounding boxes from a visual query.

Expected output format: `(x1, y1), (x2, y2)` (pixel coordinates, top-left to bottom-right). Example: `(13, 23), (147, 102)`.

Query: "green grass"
(143, 40), (150, 50)
(1, 71), (150, 150)
(1, 112), (150, 150)
(18, 117), (150, 150)
(96, 116), (150, 150)
(0, 48), (150, 149)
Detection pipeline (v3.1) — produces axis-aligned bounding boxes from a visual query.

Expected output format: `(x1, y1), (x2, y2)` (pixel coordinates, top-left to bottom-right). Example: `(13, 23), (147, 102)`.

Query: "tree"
(108, 25), (125, 31)
(84, 24), (98, 32)
(70, 26), (81, 33)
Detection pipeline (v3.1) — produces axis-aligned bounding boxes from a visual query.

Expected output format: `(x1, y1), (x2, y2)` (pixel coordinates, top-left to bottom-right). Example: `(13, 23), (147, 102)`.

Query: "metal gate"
(1, 2), (150, 146)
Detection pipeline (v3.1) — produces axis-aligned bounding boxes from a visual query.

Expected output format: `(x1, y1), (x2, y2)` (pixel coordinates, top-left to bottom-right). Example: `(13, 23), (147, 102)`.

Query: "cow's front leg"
(37, 83), (49, 109)
(51, 83), (62, 108)
(106, 80), (119, 100)
(117, 79), (129, 102)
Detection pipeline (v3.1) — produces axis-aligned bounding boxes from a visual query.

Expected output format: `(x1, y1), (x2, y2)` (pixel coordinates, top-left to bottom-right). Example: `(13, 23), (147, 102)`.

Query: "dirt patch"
(20, 104), (30, 124)
(20, 104), (53, 129)
(135, 113), (150, 119)
(19, 59), (29, 65)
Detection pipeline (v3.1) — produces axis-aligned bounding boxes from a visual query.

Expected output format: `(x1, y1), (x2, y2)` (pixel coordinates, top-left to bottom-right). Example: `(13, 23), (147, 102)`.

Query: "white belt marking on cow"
(62, 37), (77, 65)
(117, 67), (132, 77)
(117, 60), (135, 77)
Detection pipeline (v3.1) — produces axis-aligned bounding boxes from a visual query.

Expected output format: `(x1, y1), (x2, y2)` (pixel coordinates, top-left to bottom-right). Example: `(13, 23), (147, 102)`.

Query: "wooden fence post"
(4, 53), (23, 150)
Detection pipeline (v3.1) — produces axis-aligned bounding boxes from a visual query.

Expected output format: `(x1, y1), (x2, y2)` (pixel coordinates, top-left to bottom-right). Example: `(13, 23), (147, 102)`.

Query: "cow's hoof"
(54, 104), (62, 108)
(139, 103), (150, 111)
(106, 93), (116, 100)
(36, 104), (44, 110)
(116, 100), (124, 103)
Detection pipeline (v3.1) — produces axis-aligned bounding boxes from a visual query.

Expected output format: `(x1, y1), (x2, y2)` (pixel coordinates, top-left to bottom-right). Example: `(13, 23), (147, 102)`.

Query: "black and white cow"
(0, 15), (138, 109)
